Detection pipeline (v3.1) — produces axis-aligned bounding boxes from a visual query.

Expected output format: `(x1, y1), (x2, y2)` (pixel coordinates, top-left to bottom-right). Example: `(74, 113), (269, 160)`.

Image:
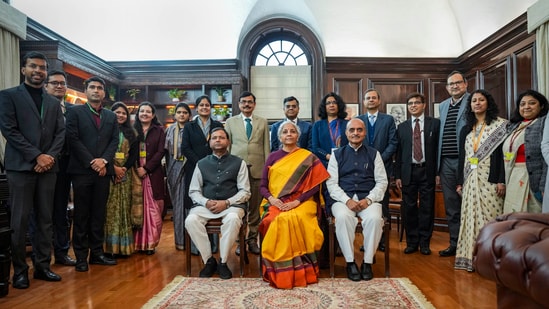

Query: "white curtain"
(0, 1), (27, 169)
(536, 23), (549, 95)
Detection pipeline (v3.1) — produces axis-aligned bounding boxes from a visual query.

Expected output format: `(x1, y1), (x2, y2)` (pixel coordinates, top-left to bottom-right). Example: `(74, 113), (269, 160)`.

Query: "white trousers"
(185, 206), (244, 264)
(332, 200), (383, 264)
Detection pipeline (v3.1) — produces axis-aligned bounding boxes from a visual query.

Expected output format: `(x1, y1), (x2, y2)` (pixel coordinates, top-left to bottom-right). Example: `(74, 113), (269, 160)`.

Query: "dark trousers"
(439, 157), (461, 247)
(7, 171), (56, 275)
(71, 174), (110, 260)
(52, 155), (71, 257)
(401, 165), (435, 247)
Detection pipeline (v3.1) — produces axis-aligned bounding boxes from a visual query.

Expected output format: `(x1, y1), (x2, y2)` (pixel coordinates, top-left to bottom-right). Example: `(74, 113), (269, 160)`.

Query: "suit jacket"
(311, 118), (349, 167)
(181, 117), (224, 168)
(356, 112), (398, 174)
(437, 93), (469, 170)
(0, 84), (65, 172)
(225, 114), (270, 179)
(65, 103), (119, 176)
(395, 116), (440, 185)
(270, 118), (312, 151)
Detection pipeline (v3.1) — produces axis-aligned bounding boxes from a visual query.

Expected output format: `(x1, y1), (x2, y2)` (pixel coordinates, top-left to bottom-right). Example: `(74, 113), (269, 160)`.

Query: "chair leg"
(185, 229), (191, 276)
(329, 217), (335, 278)
(384, 220), (390, 278)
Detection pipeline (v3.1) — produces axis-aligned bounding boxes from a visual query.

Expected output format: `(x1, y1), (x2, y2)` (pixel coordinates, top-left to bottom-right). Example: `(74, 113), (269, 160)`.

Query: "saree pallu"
(259, 149), (329, 289)
(134, 157), (164, 251)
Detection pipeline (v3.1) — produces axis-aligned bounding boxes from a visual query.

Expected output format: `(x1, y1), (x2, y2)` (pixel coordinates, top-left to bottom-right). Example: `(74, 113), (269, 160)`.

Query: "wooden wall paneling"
(367, 79), (423, 114)
(333, 77), (365, 113)
(479, 59), (511, 118)
(513, 44), (535, 96)
(428, 79), (448, 118)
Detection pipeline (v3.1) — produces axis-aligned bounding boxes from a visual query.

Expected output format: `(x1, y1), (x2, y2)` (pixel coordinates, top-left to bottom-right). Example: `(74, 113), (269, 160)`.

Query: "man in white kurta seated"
(326, 118), (388, 281)
(185, 127), (251, 279)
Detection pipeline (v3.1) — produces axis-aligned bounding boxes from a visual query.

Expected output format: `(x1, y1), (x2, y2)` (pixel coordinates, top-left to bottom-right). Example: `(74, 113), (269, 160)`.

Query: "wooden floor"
(0, 217), (497, 309)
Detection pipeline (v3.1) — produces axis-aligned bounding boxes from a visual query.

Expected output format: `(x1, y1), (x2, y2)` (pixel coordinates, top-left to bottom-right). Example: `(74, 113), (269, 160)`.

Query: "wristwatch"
(366, 198), (372, 206)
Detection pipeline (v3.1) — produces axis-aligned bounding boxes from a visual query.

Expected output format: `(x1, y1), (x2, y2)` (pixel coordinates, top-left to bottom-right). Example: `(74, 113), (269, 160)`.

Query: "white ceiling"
(10, 0), (537, 61)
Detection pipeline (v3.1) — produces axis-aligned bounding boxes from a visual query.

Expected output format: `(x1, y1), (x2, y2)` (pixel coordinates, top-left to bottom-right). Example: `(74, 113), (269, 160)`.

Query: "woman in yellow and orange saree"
(259, 121), (329, 289)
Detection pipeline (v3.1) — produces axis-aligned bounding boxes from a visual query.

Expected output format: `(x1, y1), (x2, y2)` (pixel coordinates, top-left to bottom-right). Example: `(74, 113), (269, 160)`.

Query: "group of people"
(2, 51), (548, 291)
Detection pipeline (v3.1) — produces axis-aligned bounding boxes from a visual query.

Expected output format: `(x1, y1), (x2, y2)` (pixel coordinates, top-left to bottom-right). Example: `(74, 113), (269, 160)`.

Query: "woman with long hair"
(504, 90), (548, 213)
(312, 92), (349, 167)
(104, 102), (139, 256)
(165, 102), (192, 250)
(133, 101), (166, 255)
(455, 89), (507, 271)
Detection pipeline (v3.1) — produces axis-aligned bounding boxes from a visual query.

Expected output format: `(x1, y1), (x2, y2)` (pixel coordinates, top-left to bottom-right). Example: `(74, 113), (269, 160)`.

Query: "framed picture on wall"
(386, 103), (407, 126)
(346, 103), (360, 119)
(433, 103), (440, 118)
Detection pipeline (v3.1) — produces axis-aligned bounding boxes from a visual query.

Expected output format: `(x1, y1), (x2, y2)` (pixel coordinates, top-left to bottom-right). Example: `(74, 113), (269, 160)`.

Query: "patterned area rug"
(142, 276), (435, 309)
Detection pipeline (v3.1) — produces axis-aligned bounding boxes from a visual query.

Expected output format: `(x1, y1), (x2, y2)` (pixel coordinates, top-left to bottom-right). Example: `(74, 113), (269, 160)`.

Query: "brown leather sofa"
(473, 212), (549, 309)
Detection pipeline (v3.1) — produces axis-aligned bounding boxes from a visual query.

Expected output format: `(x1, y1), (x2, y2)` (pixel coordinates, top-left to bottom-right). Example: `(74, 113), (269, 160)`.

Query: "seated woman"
(259, 121), (330, 289)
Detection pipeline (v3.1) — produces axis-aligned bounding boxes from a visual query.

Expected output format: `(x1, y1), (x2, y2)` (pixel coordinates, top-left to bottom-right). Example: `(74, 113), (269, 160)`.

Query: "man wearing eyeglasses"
(437, 71), (469, 257)
(0, 52), (65, 288)
(43, 70), (77, 267)
(225, 91), (270, 255)
(270, 96), (312, 151)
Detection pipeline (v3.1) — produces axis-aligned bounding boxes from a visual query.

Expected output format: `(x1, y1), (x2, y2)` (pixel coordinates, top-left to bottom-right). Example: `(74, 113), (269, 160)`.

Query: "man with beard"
(0, 52), (65, 288)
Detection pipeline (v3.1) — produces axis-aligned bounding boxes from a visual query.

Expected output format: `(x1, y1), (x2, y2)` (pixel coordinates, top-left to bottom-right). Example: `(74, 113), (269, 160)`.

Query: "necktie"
(61, 101), (66, 115)
(245, 118), (252, 140)
(369, 115), (375, 126)
(413, 118), (423, 162)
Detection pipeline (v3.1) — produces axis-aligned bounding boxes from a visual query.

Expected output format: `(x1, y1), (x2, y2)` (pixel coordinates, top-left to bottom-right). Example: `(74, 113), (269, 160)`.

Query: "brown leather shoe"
(247, 242), (260, 255)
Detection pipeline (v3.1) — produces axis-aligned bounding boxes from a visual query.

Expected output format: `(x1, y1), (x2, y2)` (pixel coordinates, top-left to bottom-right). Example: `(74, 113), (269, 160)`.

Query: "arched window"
(254, 39), (309, 66)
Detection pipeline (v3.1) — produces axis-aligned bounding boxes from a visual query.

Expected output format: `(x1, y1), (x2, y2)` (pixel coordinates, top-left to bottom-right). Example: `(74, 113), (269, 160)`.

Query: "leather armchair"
(473, 212), (549, 309)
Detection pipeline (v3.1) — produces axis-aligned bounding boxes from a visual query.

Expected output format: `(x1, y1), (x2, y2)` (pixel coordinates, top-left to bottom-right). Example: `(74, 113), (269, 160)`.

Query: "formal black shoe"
(404, 246), (418, 254)
(199, 257), (217, 278)
(420, 247), (432, 255)
(346, 262), (361, 282)
(90, 254), (117, 265)
(34, 269), (62, 281)
(439, 246), (456, 257)
(217, 262), (232, 279)
(55, 255), (77, 266)
(235, 245), (241, 256)
(75, 260), (89, 272)
(248, 242), (260, 255)
(361, 263), (374, 281)
(12, 270), (29, 289)
(145, 249), (155, 255)
(378, 242), (385, 252)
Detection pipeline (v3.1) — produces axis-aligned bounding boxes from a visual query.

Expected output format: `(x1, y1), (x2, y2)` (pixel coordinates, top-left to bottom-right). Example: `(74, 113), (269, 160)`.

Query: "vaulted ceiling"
(10, 0), (537, 61)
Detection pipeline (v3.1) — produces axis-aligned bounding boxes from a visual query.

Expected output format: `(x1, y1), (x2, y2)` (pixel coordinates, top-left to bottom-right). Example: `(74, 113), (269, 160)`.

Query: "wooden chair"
(388, 183), (404, 242)
(328, 216), (391, 278)
(185, 213), (249, 277)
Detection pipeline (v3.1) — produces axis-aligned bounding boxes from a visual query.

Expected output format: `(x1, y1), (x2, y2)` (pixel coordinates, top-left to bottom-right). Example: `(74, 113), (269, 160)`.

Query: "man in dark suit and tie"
(44, 70), (76, 266)
(270, 96), (312, 151)
(357, 88), (398, 251)
(0, 52), (65, 288)
(65, 76), (119, 271)
(394, 93), (440, 255)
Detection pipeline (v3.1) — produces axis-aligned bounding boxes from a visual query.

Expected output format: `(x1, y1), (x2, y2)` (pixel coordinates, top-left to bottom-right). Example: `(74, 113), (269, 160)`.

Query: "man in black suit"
(44, 70), (76, 266)
(394, 93), (440, 255)
(0, 52), (65, 288)
(270, 96), (312, 151)
(356, 89), (398, 251)
(65, 76), (118, 272)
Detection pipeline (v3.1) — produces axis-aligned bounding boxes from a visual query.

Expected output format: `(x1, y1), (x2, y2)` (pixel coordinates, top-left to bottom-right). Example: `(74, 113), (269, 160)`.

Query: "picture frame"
(386, 103), (407, 126)
(433, 103), (440, 118)
(346, 103), (360, 119)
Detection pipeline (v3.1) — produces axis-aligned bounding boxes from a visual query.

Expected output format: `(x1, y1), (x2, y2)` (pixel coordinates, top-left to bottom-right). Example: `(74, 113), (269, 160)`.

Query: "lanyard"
(472, 122), (486, 152)
(508, 120), (533, 152)
(86, 102), (101, 118)
(117, 132), (124, 152)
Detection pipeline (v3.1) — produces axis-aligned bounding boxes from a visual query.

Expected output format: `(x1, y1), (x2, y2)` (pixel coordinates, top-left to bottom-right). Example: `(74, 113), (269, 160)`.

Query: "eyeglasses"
(47, 81), (66, 87)
(447, 80), (465, 87)
(407, 101), (424, 105)
(325, 100), (337, 105)
(239, 100), (254, 104)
